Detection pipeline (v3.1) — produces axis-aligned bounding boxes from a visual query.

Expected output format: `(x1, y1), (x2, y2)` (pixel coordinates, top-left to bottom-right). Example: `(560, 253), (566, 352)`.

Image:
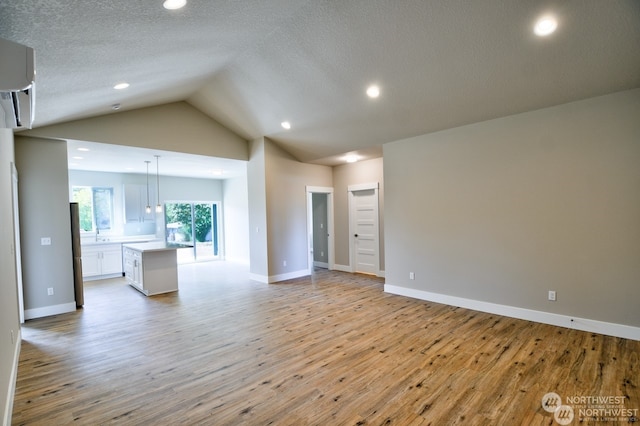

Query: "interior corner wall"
(14, 136), (75, 319)
(0, 129), (20, 425)
(332, 157), (384, 270)
(264, 138), (332, 280)
(22, 102), (249, 161)
(384, 89), (640, 329)
(223, 173), (250, 263)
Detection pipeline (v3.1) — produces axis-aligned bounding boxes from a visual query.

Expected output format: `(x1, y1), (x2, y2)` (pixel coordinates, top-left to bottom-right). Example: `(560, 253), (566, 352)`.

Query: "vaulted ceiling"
(1, 0), (639, 166)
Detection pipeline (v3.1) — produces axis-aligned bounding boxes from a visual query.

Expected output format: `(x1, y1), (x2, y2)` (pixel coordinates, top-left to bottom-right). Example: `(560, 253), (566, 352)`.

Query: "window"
(72, 186), (114, 232)
(165, 201), (220, 262)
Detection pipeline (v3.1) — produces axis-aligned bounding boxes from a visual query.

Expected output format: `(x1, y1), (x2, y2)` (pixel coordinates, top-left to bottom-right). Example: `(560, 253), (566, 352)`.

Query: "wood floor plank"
(11, 262), (640, 425)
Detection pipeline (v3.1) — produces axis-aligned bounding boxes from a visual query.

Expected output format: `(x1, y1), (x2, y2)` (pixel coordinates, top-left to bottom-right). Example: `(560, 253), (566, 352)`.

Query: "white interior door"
(349, 183), (379, 275)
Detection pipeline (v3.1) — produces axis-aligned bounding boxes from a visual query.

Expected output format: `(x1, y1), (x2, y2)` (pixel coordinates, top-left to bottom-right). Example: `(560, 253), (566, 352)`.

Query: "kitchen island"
(122, 242), (190, 296)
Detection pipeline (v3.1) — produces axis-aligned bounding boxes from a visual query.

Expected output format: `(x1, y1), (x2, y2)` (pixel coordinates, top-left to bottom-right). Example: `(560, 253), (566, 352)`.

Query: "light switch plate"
(41, 237), (52, 246)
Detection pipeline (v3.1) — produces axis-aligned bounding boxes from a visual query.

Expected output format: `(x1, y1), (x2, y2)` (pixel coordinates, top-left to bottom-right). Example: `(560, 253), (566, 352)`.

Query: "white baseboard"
(333, 264), (352, 273)
(249, 269), (310, 284)
(384, 284), (640, 341)
(3, 328), (21, 426)
(249, 273), (268, 283)
(24, 302), (76, 320)
(268, 269), (309, 283)
(313, 261), (329, 268)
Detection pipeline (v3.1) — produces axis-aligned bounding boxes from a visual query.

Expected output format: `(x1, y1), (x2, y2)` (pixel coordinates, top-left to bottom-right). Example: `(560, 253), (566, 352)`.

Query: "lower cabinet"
(82, 243), (123, 280)
(123, 246), (178, 296)
(123, 247), (143, 291)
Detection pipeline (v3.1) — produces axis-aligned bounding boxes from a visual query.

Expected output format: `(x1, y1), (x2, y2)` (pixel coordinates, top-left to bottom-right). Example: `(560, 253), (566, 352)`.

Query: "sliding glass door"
(165, 201), (220, 263)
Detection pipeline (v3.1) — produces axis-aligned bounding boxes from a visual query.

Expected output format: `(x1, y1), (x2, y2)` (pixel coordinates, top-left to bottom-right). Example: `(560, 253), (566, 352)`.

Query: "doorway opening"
(165, 201), (221, 263)
(306, 186), (335, 274)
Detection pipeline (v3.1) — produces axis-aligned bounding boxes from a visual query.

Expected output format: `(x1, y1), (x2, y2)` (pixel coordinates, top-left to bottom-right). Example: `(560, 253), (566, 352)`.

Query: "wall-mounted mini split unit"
(0, 37), (36, 129)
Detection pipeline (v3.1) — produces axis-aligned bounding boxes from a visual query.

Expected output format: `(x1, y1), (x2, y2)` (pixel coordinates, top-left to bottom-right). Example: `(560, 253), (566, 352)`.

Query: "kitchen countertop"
(81, 235), (160, 246)
(122, 241), (193, 252)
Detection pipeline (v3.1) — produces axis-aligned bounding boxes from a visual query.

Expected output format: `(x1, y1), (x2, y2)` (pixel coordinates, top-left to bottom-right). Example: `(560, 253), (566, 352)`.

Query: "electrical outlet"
(47, 287), (54, 296)
(548, 290), (556, 301)
(283, 260), (287, 267)
(321, 251), (324, 257)
(409, 272), (415, 280)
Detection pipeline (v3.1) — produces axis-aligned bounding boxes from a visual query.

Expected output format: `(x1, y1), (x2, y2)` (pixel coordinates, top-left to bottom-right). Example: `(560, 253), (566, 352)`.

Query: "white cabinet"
(124, 184), (156, 223)
(123, 247), (143, 291)
(123, 244), (178, 296)
(82, 243), (123, 280)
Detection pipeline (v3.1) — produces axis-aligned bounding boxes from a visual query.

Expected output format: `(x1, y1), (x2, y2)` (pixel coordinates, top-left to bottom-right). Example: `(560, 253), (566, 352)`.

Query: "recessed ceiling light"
(534, 16), (557, 36)
(77, 147), (90, 152)
(113, 82), (129, 90)
(345, 155), (359, 163)
(366, 85), (380, 98)
(281, 121), (291, 130)
(210, 169), (224, 176)
(72, 156), (83, 160)
(163, 0), (186, 10)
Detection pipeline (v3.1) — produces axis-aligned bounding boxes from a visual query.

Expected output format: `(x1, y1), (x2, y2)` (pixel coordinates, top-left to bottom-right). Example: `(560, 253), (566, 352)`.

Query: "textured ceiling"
(1, 0), (639, 168)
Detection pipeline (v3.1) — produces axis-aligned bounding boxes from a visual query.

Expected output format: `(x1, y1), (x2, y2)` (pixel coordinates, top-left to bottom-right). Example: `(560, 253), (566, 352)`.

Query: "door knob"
(354, 234), (358, 237)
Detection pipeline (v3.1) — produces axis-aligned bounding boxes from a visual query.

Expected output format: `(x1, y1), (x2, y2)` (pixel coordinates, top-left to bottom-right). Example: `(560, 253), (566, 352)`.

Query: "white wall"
(69, 170), (228, 242)
(248, 137), (333, 282)
(264, 138), (333, 281)
(0, 129), (20, 425)
(332, 158), (384, 270)
(384, 89), (640, 334)
(15, 136), (76, 320)
(223, 174), (250, 263)
(24, 102), (248, 161)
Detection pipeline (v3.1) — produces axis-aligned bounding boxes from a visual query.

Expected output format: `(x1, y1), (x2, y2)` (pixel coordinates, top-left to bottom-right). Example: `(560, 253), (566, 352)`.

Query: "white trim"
(348, 183), (381, 276)
(3, 328), (20, 426)
(333, 264), (351, 273)
(384, 284), (640, 341)
(306, 186), (335, 275)
(83, 272), (122, 282)
(249, 273), (268, 283)
(24, 302), (76, 320)
(268, 269), (309, 283)
(348, 182), (379, 192)
(250, 269), (310, 284)
(313, 261), (329, 268)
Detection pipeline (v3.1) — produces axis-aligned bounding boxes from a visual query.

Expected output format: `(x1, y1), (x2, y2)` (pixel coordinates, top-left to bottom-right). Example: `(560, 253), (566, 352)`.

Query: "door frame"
(11, 163), (24, 323)
(348, 182), (380, 276)
(306, 186), (335, 275)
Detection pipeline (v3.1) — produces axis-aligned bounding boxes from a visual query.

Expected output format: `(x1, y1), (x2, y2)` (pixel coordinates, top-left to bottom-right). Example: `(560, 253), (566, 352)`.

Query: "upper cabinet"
(123, 184), (156, 223)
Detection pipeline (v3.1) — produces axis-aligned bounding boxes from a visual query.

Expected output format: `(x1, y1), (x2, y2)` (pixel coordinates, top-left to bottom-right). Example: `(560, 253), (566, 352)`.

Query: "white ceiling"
(1, 1), (639, 172)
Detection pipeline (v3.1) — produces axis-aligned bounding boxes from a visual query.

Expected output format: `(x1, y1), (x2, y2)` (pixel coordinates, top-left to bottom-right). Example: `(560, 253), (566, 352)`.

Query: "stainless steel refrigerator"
(70, 202), (84, 307)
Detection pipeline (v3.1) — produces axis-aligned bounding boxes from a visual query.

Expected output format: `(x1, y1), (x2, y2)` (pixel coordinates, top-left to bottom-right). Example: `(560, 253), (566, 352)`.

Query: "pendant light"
(155, 155), (162, 213)
(144, 161), (151, 214)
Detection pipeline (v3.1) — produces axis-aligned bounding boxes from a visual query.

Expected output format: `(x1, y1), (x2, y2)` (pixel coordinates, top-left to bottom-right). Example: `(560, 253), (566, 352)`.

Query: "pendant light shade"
(155, 155), (162, 213)
(144, 161), (151, 214)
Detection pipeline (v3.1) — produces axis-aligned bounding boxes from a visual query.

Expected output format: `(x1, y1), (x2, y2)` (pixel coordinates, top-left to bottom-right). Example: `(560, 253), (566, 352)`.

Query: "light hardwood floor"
(12, 262), (640, 425)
